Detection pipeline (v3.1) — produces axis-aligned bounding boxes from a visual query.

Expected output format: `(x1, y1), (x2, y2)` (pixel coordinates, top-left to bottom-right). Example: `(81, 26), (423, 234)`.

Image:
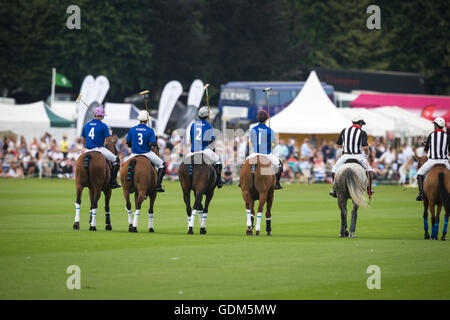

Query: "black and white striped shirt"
(424, 130), (449, 159)
(336, 125), (368, 155)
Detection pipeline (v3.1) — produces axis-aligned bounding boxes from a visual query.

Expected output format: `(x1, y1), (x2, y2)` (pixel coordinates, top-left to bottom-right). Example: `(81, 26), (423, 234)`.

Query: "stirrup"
(416, 193), (424, 201)
(155, 185), (165, 192)
(329, 190), (337, 198)
(275, 182), (283, 190)
(111, 181), (121, 189)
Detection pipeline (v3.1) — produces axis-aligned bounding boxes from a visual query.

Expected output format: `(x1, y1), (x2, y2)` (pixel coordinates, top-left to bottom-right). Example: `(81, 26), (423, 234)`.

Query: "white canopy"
(338, 108), (396, 137)
(49, 101), (78, 121)
(102, 103), (141, 128)
(270, 71), (350, 134)
(0, 101), (76, 143)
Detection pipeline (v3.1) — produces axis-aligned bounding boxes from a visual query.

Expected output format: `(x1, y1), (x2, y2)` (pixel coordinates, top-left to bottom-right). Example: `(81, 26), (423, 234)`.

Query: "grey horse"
(334, 162), (369, 238)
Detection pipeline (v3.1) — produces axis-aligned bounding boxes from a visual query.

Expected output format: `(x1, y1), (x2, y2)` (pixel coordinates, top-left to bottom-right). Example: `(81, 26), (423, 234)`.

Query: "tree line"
(0, 0), (448, 105)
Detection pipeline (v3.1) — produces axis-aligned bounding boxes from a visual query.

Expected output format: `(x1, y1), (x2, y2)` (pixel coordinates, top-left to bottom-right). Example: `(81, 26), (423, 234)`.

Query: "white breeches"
(129, 151), (164, 168)
(332, 154), (371, 173)
(185, 149), (220, 164)
(246, 153), (280, 169)
(86, 147), (117, 162)
(417, 159), (450, 176)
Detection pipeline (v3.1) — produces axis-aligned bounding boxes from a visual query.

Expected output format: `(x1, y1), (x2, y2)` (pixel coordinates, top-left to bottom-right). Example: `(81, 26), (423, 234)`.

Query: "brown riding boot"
(416, 174), (425, 201)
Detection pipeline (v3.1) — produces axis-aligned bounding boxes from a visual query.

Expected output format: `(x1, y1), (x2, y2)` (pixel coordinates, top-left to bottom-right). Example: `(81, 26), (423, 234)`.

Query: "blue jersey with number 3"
(82, 119), (111, 149)
(190, 120), (215, 152)
(126, 124), (156, 154)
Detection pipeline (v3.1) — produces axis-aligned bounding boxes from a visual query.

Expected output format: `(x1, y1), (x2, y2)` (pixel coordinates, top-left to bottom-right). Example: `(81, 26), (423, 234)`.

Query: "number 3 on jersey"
(88, 127), (95, 139)
(137, 133), (143, 145)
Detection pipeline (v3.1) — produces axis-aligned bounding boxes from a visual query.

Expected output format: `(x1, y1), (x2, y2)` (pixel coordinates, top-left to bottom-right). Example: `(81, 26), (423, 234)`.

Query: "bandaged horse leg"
(349, 204), (358, 238)
(255, 212), (262, 235)
(188, 209), (197, 234)
(132, 209), (140, 229)
(442, 215), (449, 241)
(423, 198), (430, 239)
(126, 208), (133, 226)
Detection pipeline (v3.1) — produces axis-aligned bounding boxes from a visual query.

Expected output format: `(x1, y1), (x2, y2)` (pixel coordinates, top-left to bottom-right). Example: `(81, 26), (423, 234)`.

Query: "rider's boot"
(110, 157), (121, 189)
(416, 174), (425, 201)
(155, 164), (166, 192)
(214, 163), (225, 188)
(274, 161), (283, 190)
(329, 172), (337, 198)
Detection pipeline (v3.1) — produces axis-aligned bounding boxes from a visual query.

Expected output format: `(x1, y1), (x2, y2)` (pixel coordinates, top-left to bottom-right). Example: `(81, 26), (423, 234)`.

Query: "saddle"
(345, 159), (364, 168)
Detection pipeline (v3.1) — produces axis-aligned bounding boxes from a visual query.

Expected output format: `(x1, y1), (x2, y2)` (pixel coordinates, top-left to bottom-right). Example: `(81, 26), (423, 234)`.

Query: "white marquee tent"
(338, 108), (395, 137)
(270, 71), (350, 134)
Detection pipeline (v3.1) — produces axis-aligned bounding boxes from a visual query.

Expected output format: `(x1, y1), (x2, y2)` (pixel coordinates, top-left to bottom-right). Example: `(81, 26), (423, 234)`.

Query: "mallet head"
(76, 94), (82, 102)
(204, 83), (210, 90)
(139, 90), (149, 96)
(262, 87), (272, 93)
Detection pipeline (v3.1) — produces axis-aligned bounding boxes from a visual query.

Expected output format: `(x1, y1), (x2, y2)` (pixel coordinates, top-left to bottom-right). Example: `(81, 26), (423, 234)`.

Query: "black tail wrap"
(84, 154), (91, 179)
(128, 158), (137, 182)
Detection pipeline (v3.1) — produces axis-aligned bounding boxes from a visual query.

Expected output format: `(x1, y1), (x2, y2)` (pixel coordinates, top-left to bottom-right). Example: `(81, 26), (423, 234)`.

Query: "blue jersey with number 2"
(190, 120), (215, 152)
(126, 124), (156, 154)
(82, 119), (111, 149)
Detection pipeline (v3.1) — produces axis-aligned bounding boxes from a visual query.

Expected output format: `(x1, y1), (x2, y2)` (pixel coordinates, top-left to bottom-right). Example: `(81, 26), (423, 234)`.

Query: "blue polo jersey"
(190, 120), (215, 152)
(126, 123), (156, 154)
(82, 119), (111, 149)
(251, 123), (275, 154)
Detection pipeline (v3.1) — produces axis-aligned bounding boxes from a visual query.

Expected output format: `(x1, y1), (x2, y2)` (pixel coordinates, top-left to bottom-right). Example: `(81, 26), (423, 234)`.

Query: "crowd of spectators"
(0, 131), (430, 187)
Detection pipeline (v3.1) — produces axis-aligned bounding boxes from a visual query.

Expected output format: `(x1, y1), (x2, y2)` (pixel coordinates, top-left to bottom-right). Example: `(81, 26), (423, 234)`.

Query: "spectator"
(223, 165), (233, 185)
(300, 138), (312, 159)
(60, 135), (69, 159)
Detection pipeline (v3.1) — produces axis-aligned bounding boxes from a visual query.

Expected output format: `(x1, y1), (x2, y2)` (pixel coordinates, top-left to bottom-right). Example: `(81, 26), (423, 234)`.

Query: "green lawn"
(0, 178), (448, 300)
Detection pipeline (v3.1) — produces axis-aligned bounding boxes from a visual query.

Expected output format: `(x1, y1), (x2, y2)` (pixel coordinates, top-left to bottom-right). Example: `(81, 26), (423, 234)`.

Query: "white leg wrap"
(126, 208), (132, 225)
(133, 209), (140, 228)
(75, 203), (80, 222)
(189, 210), (197, 228)
(200, 213), (207, 228)
(90, 209), (97, 227)
(246, 209), (252, 227)
(148, 213), (154, 229)
(255, 212), (262, 232)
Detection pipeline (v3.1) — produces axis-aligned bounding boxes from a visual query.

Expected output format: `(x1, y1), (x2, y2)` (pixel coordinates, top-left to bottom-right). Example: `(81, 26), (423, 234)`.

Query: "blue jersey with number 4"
(126, 124), (156, 154)
(251, 123), (275, 154)
(190, 120), (215, 152)
(82, 119), (111, 149)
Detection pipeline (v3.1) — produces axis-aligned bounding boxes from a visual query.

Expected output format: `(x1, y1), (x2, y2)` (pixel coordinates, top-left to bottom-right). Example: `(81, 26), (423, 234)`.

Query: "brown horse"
(73, 139), (117, 231)
(240, 156), (275, 236)
(179, 154), (216, 235)
(417, 156), (450, 240)
(120, 155), (158, 233)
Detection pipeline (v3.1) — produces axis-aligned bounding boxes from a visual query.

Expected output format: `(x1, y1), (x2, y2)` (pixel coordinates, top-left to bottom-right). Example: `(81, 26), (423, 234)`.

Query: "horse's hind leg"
(265, 189), (274, 236)
(104, 188), (112, 231)
(338, 196), (348, 237)
(242, 190), (254, 235)
(188, 192), (204, 234)
(349, 201), (359, 238)
(89, 189), (101, 231)
(423, 198), (430, 239)
(124, 190), (133, 228)
(255, 192), (268, 236)
(183, 190), (192, 230)
(442, 210), (449, 241)
(200, 189), (214, 235)
(435, 204), (442, 240)
(73, 186), (83, 230)
(429, 202), (438, 240)
(88, 188), (94, 225)
(148, 192), (157, 233)
(130, 191), (145, 233)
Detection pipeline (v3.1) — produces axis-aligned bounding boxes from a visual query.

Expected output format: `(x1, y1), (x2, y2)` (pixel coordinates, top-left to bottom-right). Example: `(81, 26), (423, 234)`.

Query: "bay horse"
(179, 153), (216, 235)
(73, 139), (118, 231)
(239, 155), (275, 236)
(120, 155), (158, 233)
(334, 160), (369, 238)
(417, 156), (450, 240)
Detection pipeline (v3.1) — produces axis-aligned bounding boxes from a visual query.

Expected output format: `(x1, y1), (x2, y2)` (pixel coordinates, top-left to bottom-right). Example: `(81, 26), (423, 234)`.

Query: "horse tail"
(127, 158), (137, 186)
(84, 153), (91, 183)
(438, 172), (450, 213)
(345, 167), (369, 208)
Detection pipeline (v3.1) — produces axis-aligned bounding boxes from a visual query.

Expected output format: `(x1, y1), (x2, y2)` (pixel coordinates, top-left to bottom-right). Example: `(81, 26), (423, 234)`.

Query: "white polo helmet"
(198, 106), (209, 118)
(433, 117), (445, 128)
(351, 114), (366, 125)
(137, 110), (149, 121)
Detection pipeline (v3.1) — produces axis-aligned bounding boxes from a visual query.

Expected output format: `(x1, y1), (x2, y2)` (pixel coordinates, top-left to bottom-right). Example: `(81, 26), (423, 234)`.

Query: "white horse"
(334, 162), (369, 238)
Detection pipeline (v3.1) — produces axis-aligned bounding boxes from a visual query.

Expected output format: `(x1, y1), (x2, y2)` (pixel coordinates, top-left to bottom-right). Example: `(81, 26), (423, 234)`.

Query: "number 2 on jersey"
(195, 128), (202, 141)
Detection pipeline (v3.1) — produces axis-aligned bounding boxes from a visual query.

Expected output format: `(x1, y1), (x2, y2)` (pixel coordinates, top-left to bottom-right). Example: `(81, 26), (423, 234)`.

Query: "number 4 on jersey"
(88, 127), (95, 139)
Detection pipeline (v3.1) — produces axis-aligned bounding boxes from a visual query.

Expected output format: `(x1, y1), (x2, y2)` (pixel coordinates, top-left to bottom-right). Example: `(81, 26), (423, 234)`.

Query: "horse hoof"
(105, 224), (112, 231)
(187, 227), (194, 235)
(349, 232), (356, 238)
(149, 228), (154, 233)
(89, 226), (96, 231)
(200, 228), (207, 235)
(432, 236), (438, 240)
(129, 224), (132, 228)
(255, 231), (260, 236)
(424, 233), (430, 239)
(266, 231), (271, 236)
(246, 229), (253, 236)
(73, 222), (79, 230)
(129, 226), (137, 233)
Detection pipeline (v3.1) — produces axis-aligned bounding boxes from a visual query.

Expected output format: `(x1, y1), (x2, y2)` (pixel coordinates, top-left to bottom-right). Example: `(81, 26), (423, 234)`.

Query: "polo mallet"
(139, 90), (150, 125)
(204, 83), (210, 122)
(76, 94), (95, 115)
(263, 87), (272, 127)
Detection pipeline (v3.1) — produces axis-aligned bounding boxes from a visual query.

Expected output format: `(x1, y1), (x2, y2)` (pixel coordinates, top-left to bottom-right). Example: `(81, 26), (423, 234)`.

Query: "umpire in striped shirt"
(416, 117), (450, 201)
(329, 115), (373, 198)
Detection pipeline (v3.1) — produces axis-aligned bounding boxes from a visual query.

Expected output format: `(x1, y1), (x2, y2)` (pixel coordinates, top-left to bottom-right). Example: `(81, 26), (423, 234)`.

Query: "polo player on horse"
(245, 110), (283, 190)
(125, 110), (166, 192)
(416, 117), (450, 201)
(185, 106), (225, 188)
(329, 114), (373, 198)
(82, 106), (121, 189)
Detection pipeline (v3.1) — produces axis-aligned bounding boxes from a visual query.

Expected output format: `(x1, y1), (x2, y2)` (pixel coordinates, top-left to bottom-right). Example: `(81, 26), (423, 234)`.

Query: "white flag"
(76, 75), (95, 137)
(187, 79), (204, 108)
(157, 81), (183, 136)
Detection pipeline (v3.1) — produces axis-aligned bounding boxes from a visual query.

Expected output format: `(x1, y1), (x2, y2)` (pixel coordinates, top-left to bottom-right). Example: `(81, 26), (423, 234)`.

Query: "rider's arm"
(361, 131), (369, 155)
(424, 134), (431, 152)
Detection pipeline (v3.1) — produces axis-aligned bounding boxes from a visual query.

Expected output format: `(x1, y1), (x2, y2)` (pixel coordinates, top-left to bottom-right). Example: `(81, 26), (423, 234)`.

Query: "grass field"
(0, 178), (449, 300)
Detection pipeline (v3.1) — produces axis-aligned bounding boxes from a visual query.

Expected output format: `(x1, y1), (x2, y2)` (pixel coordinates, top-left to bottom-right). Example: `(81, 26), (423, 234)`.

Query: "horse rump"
(344, 167), (368, 208)
(438, 172), (450, 213)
